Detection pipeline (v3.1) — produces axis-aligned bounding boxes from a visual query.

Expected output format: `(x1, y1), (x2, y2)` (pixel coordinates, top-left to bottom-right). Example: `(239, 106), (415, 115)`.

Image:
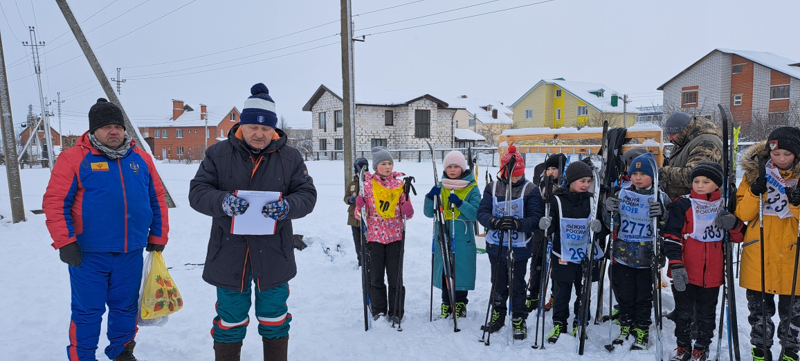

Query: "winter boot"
(440, 303), (451, 319)
(544, 296), (554, 312)
(372, 311), (385, 321)
(630, 327), (649, 350)
(670, 346), (691, 361)
(612, 324), (632, 345)
(481, 308), (505, 333)
(454, 302), (467, 318)
(752, 347), (773, 361)
(113, 342), (137, 361)
(689, 345), (709, 361)
(571, 320), (588, 340)
(547, 322), (565, 344)
(263, 336), (288, 361)
(213, 341), (243, 361)
(512, 317), (527, 340)
(526, 296), (539, 313)
(610, 304), (620, 320)
(781, 349), (800, 361)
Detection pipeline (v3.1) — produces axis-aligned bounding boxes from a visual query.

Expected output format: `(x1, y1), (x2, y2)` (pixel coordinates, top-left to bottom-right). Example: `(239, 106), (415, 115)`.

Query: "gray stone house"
(302, 84), (461, 154)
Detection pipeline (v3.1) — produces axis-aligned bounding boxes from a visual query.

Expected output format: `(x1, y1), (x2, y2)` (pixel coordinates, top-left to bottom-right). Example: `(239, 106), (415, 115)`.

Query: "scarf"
(441, 178), (470, 190)
(88, 132), (132, 160)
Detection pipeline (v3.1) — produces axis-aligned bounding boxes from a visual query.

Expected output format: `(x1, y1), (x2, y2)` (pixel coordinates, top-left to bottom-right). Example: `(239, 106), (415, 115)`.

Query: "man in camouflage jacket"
(659, 113), (723, 200)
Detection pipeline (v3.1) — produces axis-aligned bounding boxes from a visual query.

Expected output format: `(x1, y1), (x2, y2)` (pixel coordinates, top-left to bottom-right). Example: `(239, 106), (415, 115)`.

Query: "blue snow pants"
(67, 251), (143, 361)
(211, 281), (291, 343)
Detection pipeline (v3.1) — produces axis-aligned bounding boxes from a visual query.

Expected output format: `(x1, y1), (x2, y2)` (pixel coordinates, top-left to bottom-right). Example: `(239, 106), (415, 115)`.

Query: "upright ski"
(358, 166), (371, 331)
(426, 141), (460, 333)
(650, 155), (664, 361)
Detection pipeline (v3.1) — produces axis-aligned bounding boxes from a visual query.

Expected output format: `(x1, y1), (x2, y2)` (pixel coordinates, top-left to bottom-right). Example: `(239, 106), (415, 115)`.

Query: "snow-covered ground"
(0, 158), (754, 360)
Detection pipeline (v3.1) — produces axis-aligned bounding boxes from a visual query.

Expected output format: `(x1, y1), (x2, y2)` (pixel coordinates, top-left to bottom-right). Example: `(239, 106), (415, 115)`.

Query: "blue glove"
(426, 185), (441, 200)
(448, 193), (463, 207)
(263, 199), (290, 221)
(222, 194), (250, 217)
(348, 195), (356, 204)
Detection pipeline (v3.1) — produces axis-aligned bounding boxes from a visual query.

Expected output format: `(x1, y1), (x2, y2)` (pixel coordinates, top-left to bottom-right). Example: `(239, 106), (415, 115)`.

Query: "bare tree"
(477, 123), (507, 146)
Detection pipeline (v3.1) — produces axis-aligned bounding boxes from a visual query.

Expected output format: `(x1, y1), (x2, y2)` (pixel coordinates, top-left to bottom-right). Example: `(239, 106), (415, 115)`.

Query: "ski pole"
(603, 209), (616, 352)
(779, 206), (800, 359)
(533, 175), (552, 350)
(757, 155), (768, 353)
(392, 177), (415, 331)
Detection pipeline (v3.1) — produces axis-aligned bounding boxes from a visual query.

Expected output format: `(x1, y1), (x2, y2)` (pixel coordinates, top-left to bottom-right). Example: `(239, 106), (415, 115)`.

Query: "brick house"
(302, 84), (461, 156)
(18, 117), (62, 161)
(657, 48), (800, 125)
(136, 99), (240, 160)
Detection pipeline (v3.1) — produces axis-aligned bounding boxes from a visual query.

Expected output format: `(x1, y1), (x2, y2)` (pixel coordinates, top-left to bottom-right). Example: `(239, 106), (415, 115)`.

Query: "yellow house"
(511, 78), (638, 129)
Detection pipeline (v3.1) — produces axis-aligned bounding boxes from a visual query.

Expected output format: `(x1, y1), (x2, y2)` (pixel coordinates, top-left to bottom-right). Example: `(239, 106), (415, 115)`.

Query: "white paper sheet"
(230, 190), (282, 235)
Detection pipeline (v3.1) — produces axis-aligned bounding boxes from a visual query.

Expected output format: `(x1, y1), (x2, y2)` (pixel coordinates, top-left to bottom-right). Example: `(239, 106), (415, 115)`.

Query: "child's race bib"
(688, 196), (723, 242)
(372, 179), (403, 219)
(764, 159), (794, 219)
(617, 189), (654, 243)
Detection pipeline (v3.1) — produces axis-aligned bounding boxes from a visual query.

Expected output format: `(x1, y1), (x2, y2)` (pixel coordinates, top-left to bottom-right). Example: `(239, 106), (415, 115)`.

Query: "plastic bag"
(138, 252), (168, 327)
(139, 251), (183, 323)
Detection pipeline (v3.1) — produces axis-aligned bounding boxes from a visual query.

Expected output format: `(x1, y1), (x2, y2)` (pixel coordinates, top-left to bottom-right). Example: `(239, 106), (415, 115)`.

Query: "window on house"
(577, 106), (588, 116)
(154, 129), (160, 138)
(732, 65), (743, 74)
(162, 129), (168, 138)
(769, 112), (788, 124)
(414, 109), (430, 138)
(334, 110), (343, 131)
(385, 110), (394, 126)
(556, 108), (561, 120)
(319, 139), (327, 151)
(771, 85), (790, 99)
(525, 109), (533, 119)
(468, 117), (475, 127)
(682, 91), (698, 105)
(555, 89), (562, 98)
(230, 112), (235, 121)
(176, 129), (184, 138)
(206, 129), (209, 138)
(220, 129), (225, 137)
(319, 112), (327, 131)
(176, 147), (184, 156)
(334, 138), (343, 150)
(733, 94), (743, 106)
(371, 139), (387, 148)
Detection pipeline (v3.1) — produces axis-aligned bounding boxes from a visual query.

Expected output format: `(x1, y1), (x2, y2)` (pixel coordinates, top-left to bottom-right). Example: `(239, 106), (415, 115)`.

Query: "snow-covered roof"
(454, 128), (485, 141)
(511, 79), (641, 114)
(302, 84), (459, 111)
(501, 122), (662, 137)
(658, 48), (800, 90)
(134, 103), (235, 128)
(446, 96), (512, 125)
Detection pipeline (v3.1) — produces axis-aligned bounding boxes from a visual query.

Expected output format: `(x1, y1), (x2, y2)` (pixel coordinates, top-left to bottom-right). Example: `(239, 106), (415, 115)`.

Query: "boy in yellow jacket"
(735, 127), (800, 361)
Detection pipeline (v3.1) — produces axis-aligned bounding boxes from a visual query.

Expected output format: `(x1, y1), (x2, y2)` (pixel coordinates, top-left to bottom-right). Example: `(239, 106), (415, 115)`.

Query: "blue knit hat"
(240, 83), (277, 128)
(354, 157), (369, 174)
(628, 152), (656, 179)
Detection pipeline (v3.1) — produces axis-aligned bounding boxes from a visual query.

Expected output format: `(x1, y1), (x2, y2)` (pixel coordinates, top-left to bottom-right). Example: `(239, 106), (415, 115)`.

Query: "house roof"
(454, 128), (485, 141)
(511, 79), (640, 114)
(134, 103), (237, 128)
(657, 48), (800, 90)
(302, 84), (456, 111)
(446, 96), (512, 124)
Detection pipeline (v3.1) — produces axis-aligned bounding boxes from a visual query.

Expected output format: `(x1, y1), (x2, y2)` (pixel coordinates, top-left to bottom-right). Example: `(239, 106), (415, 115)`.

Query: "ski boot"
(689, 345), (709, 361)
(629, 327), (649, 350)
(481, 309), (505, 334)
(544, 296), (554, 312)
(113, 342), (137, 361)
(525, 297), (539, 313)
(372, 312), (385, 321)
(440, 303), (451, 319)
(752, 347), (773, 361)
(610, 305), (621, 325)
(547, 322), (565, 344)
(571, 320), (588, 340)
(780, 349), (800, 361)
(670, 346), (690, 361)
(454, 302), (467, 318)
(612, 324), (631, 345)
(512, 317), (527, 340)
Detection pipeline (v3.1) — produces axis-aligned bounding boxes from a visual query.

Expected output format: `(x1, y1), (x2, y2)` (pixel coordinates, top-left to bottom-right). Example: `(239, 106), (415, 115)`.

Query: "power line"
(0, 3), (21, 41)
(47, 0), (120, 45)
(355, 0), (499, 32)
(358, 0), (555, 38)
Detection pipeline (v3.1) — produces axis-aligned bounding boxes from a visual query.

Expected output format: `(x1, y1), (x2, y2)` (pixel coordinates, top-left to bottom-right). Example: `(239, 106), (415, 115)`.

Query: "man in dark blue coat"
(189, 84), (317, 361)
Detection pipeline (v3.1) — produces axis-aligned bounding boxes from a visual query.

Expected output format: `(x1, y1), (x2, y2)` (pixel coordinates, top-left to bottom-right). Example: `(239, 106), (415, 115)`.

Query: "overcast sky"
(0, 0), (798, 136)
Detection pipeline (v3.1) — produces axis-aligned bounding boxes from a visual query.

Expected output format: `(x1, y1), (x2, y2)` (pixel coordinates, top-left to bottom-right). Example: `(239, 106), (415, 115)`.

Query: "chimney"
(492, 109), (498, 119)
(200, 104), (207, 120)
(172, 99), (185, 120)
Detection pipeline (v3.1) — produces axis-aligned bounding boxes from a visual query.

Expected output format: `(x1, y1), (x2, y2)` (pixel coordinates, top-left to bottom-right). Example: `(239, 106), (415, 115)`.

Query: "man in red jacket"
(43, 98), (169, 361)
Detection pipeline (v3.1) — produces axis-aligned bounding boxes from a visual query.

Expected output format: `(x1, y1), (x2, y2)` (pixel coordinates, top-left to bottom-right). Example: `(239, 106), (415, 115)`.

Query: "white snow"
(454, 128), (486, 141)
(446, 96), (513, 125)
(717, 48), (800, 80)
(0, 159), (758, 360)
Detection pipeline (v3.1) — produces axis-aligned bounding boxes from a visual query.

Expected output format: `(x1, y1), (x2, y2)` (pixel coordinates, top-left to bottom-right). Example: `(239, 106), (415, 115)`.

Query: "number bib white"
(764, 159), (794, 219)
(556, 197), (593, 263)
(688, 197), (723, 242)
(486, 182), (528, 248)
(617, 189), (655, 243)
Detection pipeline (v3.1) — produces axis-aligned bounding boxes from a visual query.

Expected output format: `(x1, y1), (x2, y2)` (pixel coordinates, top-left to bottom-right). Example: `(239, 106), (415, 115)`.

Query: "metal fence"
(311, 146), (501, 166)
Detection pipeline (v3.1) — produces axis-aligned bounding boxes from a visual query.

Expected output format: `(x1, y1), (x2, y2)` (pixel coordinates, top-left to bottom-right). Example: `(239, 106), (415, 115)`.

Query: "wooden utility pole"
(341, 0), (357, 191)
(56, 0), (175, 208)
(0, 29), (27, 223)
